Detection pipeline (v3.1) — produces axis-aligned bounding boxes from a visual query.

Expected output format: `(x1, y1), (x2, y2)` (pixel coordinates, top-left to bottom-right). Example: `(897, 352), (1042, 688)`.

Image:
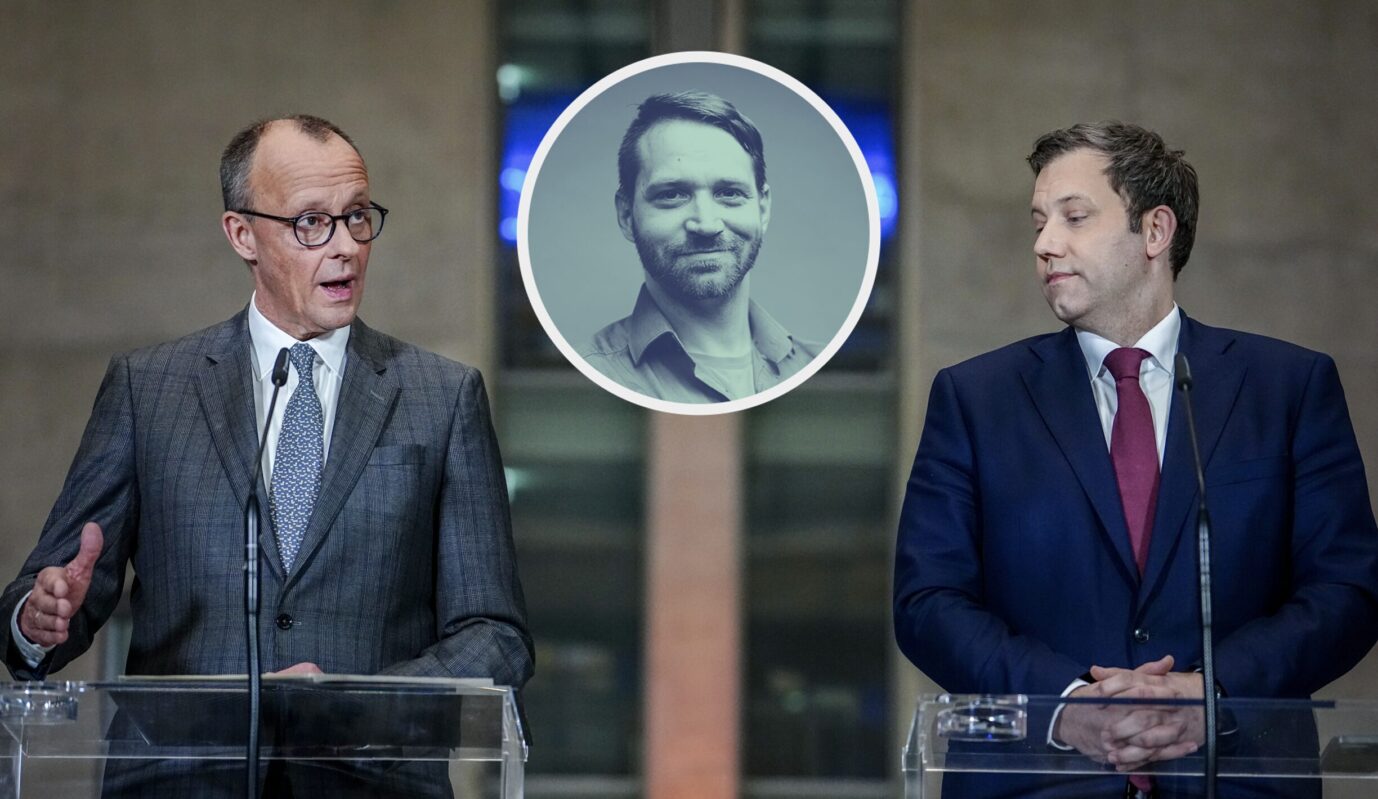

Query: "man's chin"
(309, 307), (360, 334)
(643, 265), (733, 300)
(1043, 294), (1084, 326)
(669, 276), (738, 301)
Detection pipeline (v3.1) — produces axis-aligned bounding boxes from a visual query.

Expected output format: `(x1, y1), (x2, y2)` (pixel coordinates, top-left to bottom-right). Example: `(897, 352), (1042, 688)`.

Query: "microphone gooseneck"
(244, 346), (289, 799)
(1174, 351), (1218, 799)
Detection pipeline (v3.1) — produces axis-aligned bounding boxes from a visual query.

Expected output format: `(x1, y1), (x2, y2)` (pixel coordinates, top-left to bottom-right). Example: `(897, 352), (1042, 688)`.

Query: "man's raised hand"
(19, 522), (104, 648)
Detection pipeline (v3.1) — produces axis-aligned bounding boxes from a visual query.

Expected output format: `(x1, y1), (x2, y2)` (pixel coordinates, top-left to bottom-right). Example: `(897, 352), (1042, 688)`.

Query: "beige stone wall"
(896, 0), (1378, 714)
(0, 1), (496, 680)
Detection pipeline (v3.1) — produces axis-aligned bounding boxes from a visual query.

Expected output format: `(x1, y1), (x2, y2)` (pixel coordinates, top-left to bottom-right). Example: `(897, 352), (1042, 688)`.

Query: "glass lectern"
(905, 694), (1378, 798)
(0, 677), (525, 797)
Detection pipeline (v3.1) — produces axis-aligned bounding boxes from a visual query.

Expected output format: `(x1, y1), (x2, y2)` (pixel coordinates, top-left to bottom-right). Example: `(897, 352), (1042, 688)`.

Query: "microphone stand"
(245, 347), (289, 799)
(1175, 352), (1217, 799)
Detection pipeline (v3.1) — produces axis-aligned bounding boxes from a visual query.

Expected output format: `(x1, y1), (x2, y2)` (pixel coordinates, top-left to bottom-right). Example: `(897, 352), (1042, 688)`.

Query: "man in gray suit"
(0, 115), (532, 791)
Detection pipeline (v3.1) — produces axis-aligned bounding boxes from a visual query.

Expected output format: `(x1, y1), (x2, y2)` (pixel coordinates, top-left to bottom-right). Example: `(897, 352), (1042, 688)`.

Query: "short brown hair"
(617, 91), (766, 199)
(1029, 122), (1198, 277)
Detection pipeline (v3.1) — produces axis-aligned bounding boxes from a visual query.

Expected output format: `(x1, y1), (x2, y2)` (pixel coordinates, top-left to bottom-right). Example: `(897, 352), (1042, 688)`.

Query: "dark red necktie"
(1106, 348), (1158, 796)
(1106, 347), (1158, 574)
(1102, 349), (1157, 799)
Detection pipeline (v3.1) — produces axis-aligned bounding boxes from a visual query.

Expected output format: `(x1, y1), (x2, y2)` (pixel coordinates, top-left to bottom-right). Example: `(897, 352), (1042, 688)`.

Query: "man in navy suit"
(893, 122), (1378, 797)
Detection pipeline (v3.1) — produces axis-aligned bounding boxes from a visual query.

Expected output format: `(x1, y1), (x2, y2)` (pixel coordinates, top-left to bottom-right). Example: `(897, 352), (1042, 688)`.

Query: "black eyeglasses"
(234, 202), (388, 248)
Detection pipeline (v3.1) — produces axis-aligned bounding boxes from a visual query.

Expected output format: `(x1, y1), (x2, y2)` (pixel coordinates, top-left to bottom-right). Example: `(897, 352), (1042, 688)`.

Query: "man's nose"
(1034, 224), (1064, 260)
(327, 223), (362, 258)
(684, 195), (725, 237)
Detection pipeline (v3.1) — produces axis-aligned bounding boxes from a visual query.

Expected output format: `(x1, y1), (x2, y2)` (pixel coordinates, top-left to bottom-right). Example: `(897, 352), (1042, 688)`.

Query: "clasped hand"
(1054, 655), (1205, 772)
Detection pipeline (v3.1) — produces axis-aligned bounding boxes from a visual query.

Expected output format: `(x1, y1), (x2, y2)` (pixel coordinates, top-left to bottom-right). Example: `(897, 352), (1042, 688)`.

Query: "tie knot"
(1104, 347), (1150, 381)
(289, 343), (316, 380)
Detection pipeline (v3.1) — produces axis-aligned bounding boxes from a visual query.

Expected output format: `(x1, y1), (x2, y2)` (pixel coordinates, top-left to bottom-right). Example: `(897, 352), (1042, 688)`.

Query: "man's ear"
(222, 211), (259, 265)
(615, 191), (635, 243)
(1142, 205), (1177, 263)
(758, 183), (771, 234)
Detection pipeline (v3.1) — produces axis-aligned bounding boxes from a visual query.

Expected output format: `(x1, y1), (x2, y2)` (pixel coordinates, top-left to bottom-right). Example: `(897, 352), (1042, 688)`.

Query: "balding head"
(220, 114), (359, 212)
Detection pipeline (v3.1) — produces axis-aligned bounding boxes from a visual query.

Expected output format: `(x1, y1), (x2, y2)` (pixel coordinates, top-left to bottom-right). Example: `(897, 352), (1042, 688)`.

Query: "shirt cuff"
(1047, 677), (1090, 750)
(11, 590), (55, 669)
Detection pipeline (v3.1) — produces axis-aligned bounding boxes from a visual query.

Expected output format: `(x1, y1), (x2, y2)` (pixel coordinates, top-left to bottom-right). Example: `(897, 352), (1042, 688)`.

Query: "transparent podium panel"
(904, 694), (1378, 798)
(0, 677), (525, 798)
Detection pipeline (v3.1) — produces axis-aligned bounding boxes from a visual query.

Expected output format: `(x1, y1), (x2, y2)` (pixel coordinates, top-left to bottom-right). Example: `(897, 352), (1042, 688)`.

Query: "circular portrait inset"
(519, 51), (879, 415)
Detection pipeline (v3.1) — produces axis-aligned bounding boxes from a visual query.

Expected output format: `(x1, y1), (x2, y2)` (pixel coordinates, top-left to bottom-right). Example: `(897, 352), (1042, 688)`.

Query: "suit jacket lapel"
(1139, 313), (1244, 602)
(197, 312), (257, 509)
(1022, 328), (1140, 584)
(283, 319), (399, 590)
(195, 309), (287, 582)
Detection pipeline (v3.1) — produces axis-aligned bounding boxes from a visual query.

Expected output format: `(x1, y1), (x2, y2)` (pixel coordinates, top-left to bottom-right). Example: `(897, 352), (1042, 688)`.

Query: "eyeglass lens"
(295, 207), (385, 246)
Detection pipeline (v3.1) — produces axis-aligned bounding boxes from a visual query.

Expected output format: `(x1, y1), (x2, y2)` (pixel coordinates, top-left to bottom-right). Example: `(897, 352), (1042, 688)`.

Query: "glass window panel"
(747, 0), (900, 372)
(744, 385), (895, 779)
(498, 0), (651, 369)
(499, 379), (646, 779)
(495, 4), (651, 787)
(743, 3), (899, 783)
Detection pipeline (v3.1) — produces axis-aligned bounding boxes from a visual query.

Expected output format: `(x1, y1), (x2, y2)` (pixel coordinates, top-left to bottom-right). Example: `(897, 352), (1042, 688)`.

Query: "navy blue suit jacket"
(894, 312), (1378, 796)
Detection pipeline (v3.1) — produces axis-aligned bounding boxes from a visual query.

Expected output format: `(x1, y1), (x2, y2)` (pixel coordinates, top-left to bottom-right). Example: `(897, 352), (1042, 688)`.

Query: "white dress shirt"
(247, 294), (349, 484)
(1076, 304), (1181, 465)
(13, 295), (351, 666)
(1050, 304), (1182, 747)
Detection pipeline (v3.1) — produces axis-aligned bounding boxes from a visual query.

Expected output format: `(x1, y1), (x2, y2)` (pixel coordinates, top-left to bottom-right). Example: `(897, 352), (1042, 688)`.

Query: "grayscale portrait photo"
(521, 56), (876, 413)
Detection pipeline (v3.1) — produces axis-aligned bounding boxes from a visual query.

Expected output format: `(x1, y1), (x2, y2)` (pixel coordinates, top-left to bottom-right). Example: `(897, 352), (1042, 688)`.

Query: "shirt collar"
(247, 292), (350, 380)
(625, 284), (796, 367)
(745, 300), (794, 364)
(1075, 303), (1181, 379)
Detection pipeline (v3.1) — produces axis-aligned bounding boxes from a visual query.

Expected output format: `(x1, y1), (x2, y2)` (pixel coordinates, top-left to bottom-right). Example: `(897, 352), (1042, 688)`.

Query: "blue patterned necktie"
(270, 343), (324, 572)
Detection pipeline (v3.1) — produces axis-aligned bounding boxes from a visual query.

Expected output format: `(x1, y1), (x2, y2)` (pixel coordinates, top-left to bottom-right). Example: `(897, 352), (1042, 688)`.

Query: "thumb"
(65, 522), (104, 584)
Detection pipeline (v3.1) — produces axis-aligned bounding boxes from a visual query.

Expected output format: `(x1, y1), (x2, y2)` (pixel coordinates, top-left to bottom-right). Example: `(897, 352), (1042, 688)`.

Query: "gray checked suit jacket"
(0, 308), (533, 687)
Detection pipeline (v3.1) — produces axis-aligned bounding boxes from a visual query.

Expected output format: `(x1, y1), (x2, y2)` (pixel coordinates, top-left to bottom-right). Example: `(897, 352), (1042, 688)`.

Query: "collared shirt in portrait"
(581, 285), (821, 403)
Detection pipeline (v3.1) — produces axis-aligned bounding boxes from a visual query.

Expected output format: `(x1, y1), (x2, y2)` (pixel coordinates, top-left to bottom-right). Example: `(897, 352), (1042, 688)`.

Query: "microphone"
(244, 346), (289, 799)
(1174, 351), (1193, 393)
(270, 348), (289, 387)
(1174, 351), (1218, 799)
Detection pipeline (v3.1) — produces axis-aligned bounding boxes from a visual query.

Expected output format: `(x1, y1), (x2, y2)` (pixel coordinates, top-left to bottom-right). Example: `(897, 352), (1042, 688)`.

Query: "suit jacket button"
(276, 614), (293, 630)
(1133, 628), (1150, 644)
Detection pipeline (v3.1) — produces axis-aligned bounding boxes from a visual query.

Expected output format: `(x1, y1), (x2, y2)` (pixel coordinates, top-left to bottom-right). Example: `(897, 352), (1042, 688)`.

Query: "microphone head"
(1174, 352), (1194, 391)
(271, 347), (291, 387)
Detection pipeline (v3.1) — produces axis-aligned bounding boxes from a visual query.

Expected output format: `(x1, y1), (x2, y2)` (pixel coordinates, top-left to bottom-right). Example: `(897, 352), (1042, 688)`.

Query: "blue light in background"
(499, 92), (899, 245)
(501, 167), (527, 192)
(499, 93), (575, 244)
(824, 96), (900, 241)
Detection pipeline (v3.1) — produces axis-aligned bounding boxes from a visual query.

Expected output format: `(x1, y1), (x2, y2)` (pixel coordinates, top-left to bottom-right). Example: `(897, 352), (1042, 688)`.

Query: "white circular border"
(516, 50), (881, 416)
